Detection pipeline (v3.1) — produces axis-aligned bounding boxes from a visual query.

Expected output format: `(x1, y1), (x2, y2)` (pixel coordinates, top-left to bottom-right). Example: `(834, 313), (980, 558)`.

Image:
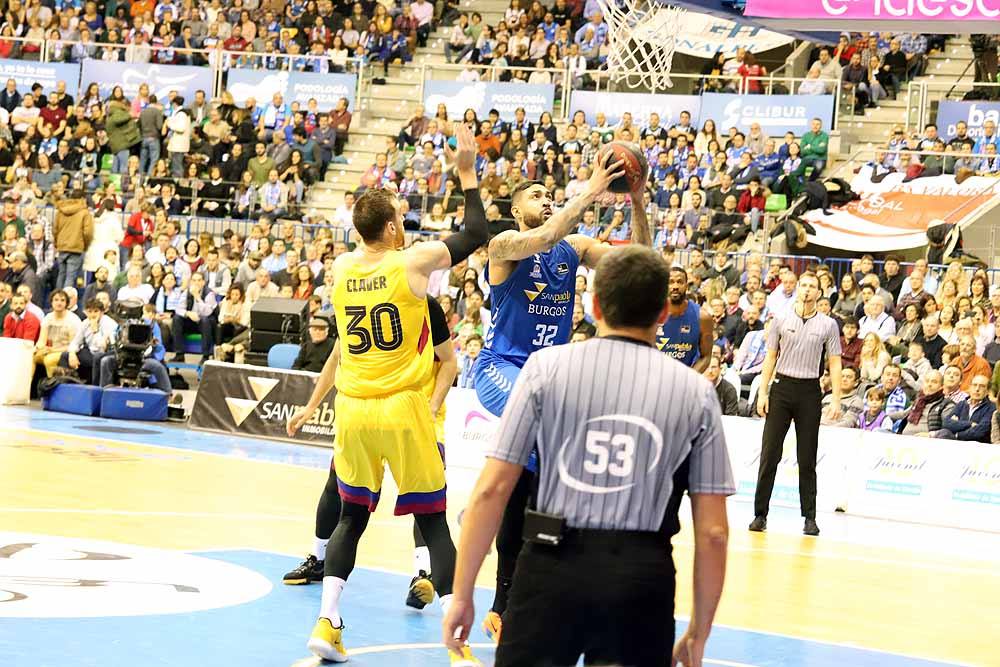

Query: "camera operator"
(60, 299), (119, 385)
(98, 302), (172, 393)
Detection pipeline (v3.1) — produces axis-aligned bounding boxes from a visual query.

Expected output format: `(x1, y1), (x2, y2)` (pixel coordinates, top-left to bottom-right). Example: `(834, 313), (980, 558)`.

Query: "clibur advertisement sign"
(422, 81), (554, 122)
(0, 59), (79, 95)
(699, 93), (835, 135)
(81, 59), (214, 103)
(227, 69), (357, 110)
(936, 101), (1000, 141)
(571, 91), (700, 127)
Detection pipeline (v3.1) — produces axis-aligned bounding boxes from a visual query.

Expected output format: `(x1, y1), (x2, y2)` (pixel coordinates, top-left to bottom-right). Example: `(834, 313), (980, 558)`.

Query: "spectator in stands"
(704, 354), (738, 416)
(878, 364), (909, 432)
(857, 386), (893, 432)
(159, 95), (190, 178)
(3, 292), (40, 342)
(858, 331), (890, 384)
(835, 315), (860, 366)
(62, 298), (117, 384)
(800, 118), (829, 179)
(842, 52), (871, 112)
(897, 369), (948, 436)
(330, 97), (351, 156)
(246, 266), (279, 305)
(879, 39), (907, 97)
(34, 289), (81, 378)
(53, 189), (93, 290)
(170, 271), (216, 364)
(956, 335), (991, 391)
(822, 365), (863, 427)
(6, 250), (38, 300)
(859, 294), (896, 341)
(116, 266), (154, 305)
(933, 374), (994, 442)
(814, 48), (841, 93)
(900, 32), (928, 79)
(292, 316), (336, 373)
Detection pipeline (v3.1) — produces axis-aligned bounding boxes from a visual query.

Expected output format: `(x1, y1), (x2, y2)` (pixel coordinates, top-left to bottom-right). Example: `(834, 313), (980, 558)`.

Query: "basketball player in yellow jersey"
(289, 124), (487, 665)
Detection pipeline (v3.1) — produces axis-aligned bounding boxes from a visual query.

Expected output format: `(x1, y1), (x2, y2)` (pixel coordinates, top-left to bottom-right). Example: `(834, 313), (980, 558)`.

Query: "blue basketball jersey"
(482, 240), (579, 369)
(656, 300), (702, 367)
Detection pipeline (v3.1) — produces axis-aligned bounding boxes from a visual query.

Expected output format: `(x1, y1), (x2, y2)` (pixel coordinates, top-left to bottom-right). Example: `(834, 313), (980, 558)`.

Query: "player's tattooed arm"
(490, 152), (624, 262)
(629, 182), (652, 247)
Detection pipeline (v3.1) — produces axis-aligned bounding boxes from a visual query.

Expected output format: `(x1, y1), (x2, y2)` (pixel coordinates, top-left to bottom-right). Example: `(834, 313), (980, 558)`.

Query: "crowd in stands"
(874, 121), (1000, 178)
(388, 101), (831, 248)
(0, 0), (997, 445)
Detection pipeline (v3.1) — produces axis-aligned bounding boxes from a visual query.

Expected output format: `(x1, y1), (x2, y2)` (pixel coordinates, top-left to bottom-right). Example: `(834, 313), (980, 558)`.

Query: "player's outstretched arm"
(489, 150), (624, 263)
(288, 340), (341, 437)
(568, 176), (652, 269)
(407, 123), (488, 274)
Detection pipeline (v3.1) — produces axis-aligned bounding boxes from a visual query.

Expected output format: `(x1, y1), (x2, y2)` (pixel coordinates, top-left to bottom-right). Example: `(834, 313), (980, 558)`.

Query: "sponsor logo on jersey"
(524, 281), (547, 302)
(555, 262), (570, 275)
(680, 325), (691, 334)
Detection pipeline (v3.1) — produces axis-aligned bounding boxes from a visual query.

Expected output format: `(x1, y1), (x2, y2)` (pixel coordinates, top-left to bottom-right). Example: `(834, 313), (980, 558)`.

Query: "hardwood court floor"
(0, 406), (996, 667)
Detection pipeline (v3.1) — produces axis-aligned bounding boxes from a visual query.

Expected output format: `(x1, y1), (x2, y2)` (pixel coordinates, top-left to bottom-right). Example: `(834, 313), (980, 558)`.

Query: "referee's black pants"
(496, 531), (676, 667)
(754, 375), (822, 520)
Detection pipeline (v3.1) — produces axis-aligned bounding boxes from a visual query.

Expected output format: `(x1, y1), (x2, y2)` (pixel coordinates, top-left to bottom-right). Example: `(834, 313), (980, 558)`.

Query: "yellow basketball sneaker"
(449, 644), (482, 666)
(405, 570), (436, 609)
(482, 610), (502, 644)
(306, 617), (348, 662)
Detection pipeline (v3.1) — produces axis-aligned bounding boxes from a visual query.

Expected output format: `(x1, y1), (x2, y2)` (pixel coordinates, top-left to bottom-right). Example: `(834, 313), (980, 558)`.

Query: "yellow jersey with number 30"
(333, 250), (433, 398)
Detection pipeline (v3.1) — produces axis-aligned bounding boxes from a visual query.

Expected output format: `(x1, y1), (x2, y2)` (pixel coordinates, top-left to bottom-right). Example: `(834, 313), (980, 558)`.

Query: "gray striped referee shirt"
(767, 310), (842, 379)
(486, 336), (736, 532)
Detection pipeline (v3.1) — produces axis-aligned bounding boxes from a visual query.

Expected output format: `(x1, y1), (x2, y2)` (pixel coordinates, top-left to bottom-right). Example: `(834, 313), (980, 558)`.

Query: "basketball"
(597, 141), (649, 194)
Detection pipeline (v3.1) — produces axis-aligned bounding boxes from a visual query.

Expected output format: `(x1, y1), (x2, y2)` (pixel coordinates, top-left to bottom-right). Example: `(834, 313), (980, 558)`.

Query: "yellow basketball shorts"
(333, 389), (447, 516)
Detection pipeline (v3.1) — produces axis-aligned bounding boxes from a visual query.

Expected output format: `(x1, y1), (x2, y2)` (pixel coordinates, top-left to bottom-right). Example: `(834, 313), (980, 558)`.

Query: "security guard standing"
(751, 271), (842, 536)
(443, 246), (735, 667)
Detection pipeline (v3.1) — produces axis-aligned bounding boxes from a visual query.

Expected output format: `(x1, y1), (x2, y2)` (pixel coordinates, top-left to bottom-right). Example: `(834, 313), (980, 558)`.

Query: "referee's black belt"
(775, 374), (820, 383)
(557, 527), (670, 549)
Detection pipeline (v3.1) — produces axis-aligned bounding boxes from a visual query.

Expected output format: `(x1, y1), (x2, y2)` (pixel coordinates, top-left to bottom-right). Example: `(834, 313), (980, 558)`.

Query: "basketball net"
(597, 0), (685, 90)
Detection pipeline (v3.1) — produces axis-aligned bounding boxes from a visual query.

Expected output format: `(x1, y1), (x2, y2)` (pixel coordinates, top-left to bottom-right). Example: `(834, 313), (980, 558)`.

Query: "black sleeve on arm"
(426, 296), (451, 346)
(443, 187), (489, 266)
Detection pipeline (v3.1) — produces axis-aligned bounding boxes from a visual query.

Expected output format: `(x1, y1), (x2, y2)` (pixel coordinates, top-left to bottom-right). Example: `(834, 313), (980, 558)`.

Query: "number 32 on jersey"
(532, 324), (559, 347)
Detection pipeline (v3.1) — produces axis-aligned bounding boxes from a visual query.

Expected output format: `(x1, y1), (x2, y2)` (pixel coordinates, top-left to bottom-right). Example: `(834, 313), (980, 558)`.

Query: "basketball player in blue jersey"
(474, 151), (652, 642)
(658, 266), (715, 371)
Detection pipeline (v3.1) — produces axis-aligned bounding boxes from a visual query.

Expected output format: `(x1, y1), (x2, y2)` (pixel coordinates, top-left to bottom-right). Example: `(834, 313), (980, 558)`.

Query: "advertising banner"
(936, 101), (1000, 141)
(437, 389), (999, 532)
(422, 81), (554, 122)
(673, 12), (794, 58)
(699, 93), (835, 135)
(845, 434), (1000, 532)
(803, 166), (1000, 252)
(746, 0), (1000, 22)
(81, 59), (213, 103)
(571, 91), (700, 127)
(0, 60), (79, 95)
(226, 69), (357, 111)
(189, 361), (335, 444)
(721, 417), (849, 513)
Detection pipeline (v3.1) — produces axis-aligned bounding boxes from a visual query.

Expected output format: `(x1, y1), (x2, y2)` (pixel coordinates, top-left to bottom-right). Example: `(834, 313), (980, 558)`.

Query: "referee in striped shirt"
(751, 271), (842, 537)
(444, 246), (735, 667)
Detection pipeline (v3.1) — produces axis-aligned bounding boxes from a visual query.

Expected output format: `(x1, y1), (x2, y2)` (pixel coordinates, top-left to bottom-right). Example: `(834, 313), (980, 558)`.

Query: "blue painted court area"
(0, 548), (963, 667)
